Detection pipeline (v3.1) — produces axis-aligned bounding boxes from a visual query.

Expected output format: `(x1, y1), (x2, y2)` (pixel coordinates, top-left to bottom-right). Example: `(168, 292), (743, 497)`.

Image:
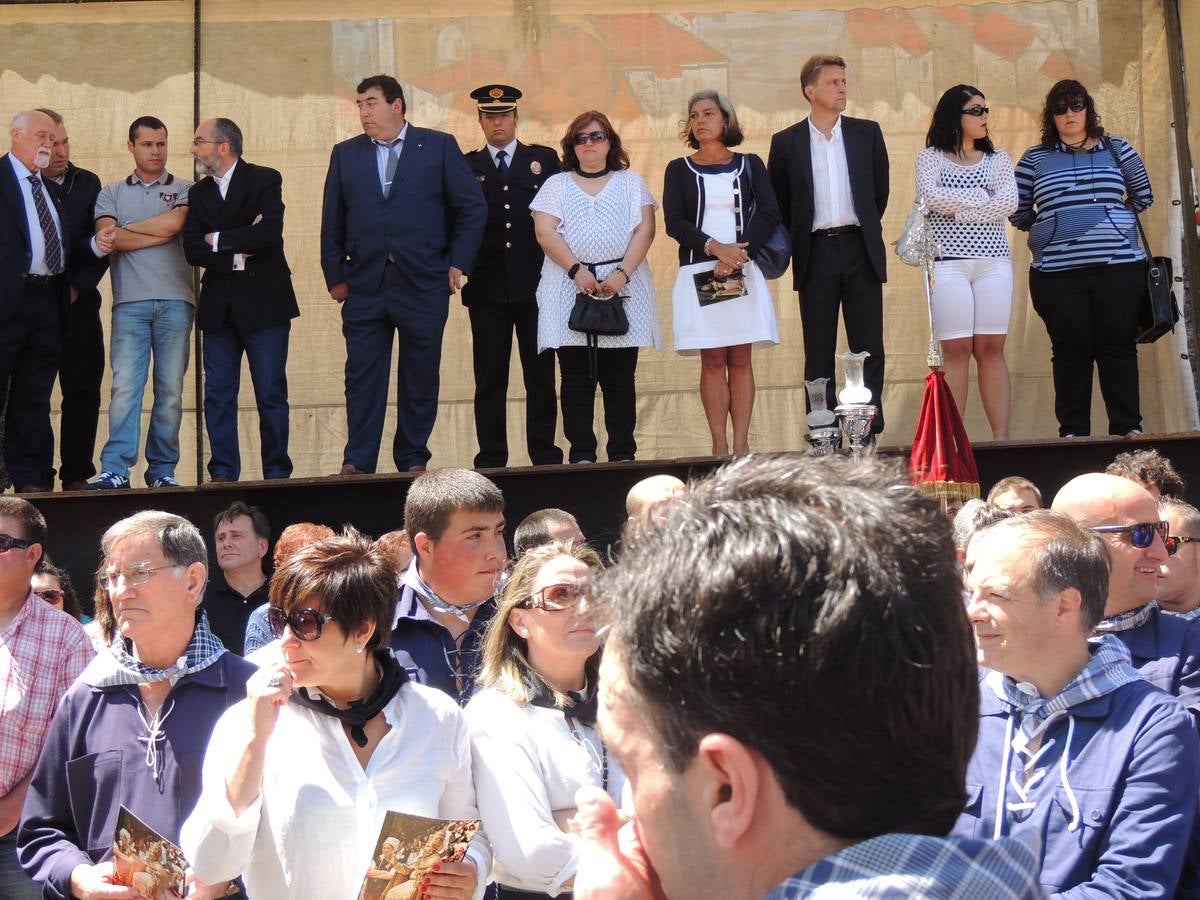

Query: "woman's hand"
(713, 261), (738, 278)
(185, 872), (234, 899)
(573, 786), (665, 900)
(597, 269), (629, 296)
(707, 239), (749, 270)
(246, 663), (294, 742)
(572, 267), (603, 295)
(68, 862), (138, 899)
(418, 859), (478, 900)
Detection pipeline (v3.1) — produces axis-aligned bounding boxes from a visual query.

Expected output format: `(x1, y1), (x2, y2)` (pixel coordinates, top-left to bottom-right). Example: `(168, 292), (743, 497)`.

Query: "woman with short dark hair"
(1011, 79), (1153, 437)
(183, 529), (489, 900)
(532, 111), (660, 463)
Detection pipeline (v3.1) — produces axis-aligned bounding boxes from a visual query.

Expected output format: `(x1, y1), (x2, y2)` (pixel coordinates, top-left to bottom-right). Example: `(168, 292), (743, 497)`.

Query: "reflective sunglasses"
(1052, 99), (1087, 115)
(522, 582), (585, 612)
(268, 605), (336, 641)
(574, 130), (609, 145)
(35, 588), (64, 604)
(98, 563), (181, 593)
(1165, 535), (1199, 555)
(962, 105), (990, 117)
(1090, 521), (1170, 550)
(0, 533), (32, 553)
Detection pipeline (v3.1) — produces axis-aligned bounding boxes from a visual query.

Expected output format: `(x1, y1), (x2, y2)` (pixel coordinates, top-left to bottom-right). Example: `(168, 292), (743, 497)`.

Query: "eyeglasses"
(1052, 99), (1087, 116)
(574, 131), (609, 145)
(962, 106), (990, 117)
(522, 582), (585, 612)
(99, 563), (181, 593)
(35, 588), (64, 604)
(268, 605), (336, 641)
(0, 533), (32, 553)
(1165, 536), (1200, 555)
(1090, 521), (1170, 551)
(190, 137), (221, 146)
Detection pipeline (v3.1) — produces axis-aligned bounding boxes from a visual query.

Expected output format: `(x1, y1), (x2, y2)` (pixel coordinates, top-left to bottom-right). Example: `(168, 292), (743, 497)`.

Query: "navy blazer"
(767, 115), (890, 289)
(320, 126), (486, 296)
(0, 152), (75, 322)
(182, 159), (300, 334)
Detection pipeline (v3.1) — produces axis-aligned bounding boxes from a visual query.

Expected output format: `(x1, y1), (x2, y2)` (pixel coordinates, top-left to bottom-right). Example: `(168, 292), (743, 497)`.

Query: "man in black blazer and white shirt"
(768, 55), (889, 432)
(184, 117), (299, 482)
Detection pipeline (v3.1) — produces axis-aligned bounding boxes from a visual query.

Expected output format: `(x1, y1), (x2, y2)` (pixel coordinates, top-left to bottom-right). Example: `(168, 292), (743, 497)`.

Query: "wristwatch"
(567, 262), (582, 279)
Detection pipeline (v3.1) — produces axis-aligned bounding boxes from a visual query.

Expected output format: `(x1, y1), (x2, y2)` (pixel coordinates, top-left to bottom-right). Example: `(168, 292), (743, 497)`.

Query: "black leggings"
(556, 346), (638, 463)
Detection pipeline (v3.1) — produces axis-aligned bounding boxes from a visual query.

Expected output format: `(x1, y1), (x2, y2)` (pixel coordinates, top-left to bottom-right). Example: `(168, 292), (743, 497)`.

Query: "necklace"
(577, 168), (610, 179)
(693, 150), (733, 165)
(1065, 136), (1090, 151)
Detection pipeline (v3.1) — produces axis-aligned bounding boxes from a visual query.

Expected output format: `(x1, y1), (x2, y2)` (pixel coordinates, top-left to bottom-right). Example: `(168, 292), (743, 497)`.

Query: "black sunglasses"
(1090, 521), (1170, 550)
(0, 533), (32, 553)
(1052, 99), (1087, 116)
(574, 130), (609, 145)
(35, 588), (65, 603)
(1165, 535), (1199, 555)
(268, 605), (336, 641)
(962, 105), (990, 117)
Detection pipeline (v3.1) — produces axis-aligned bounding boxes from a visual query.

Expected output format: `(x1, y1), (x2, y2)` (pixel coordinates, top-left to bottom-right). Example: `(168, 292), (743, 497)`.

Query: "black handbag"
(1104, 139), (1181, 343)
(568, 292), (629, 337)
(752, 222), (792, 280)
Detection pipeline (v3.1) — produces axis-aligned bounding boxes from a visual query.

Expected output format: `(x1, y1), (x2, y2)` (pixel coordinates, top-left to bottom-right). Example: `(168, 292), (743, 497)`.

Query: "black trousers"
(556, 346), (638, 463)
(1028, 261), (1144, 437)
(0, 279), (61, 488)
(468, 303), (561, 468)
(57, 291), (105, 484)
(798, 229), (886, 432)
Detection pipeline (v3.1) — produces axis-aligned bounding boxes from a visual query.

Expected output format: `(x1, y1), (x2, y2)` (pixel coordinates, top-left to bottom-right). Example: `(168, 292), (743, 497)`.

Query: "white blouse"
(181, 681), (490, 900)
(465, 686), (626, 896)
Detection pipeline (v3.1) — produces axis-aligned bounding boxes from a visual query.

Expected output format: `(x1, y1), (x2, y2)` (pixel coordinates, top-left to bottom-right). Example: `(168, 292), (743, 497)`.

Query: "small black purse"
(568, 292), (630, 337)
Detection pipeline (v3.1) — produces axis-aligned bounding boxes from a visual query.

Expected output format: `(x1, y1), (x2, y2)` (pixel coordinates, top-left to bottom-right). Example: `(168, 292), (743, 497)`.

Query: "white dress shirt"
(465, 686), (626, 895)
(487, 139), (518, 170)
(374, 122), (409, 194)
(208, 159), (245, 269)
(182, 680), (490, 900)
(808, 116), (860, 231)
(9, 152), (64, 274)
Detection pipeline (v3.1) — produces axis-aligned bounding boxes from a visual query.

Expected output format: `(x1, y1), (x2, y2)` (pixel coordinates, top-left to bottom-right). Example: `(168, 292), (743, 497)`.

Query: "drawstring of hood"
(136, 698), (176, 784)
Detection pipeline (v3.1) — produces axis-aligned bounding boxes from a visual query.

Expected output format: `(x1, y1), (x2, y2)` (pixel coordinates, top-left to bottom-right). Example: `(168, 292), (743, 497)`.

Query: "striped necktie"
(27, 174), (64, 274)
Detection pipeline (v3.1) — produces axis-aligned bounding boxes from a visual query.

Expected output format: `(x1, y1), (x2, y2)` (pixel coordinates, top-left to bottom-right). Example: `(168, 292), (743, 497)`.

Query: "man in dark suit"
(768, 55), (889, 433)
(462, 84), (562, 469)
(37, 109), (109, 492)
(184, 117), (298, 483)
(0, 110), (113, 493)
(320, 74), (486, 475)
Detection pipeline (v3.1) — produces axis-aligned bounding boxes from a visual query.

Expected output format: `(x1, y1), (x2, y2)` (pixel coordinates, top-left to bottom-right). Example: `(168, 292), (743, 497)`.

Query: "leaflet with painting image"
(693, 269), (748, 307)
(111, 805), (189, 899)
(358, 811), (480, 900)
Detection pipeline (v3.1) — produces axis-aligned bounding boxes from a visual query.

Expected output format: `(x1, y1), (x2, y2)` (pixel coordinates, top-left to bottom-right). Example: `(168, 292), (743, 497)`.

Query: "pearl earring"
(356, 646), (364, 654)
(519, 629), (529, 638)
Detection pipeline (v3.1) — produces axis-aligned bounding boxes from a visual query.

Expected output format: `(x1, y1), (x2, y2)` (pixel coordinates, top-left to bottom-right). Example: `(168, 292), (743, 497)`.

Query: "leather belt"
(813, 225), (860, 237)
(24, 273), (62, 285)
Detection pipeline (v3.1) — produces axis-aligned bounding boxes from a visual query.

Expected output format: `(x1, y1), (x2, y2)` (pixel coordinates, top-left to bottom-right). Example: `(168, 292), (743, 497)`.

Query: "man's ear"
(696, 733), (760, 850)
(413, 532), (434, 561)
(184, 562), (208, 606)
(257, 537), (269, 561)
(1055, 586), (1084, 624)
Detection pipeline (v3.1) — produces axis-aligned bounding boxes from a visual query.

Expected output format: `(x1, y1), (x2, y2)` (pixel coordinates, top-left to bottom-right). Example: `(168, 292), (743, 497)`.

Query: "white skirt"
(671, 260), (779, 354)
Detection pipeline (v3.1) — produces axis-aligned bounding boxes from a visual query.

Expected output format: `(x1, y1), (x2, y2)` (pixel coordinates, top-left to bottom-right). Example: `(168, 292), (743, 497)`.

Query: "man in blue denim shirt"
(390, 468), (505, 705)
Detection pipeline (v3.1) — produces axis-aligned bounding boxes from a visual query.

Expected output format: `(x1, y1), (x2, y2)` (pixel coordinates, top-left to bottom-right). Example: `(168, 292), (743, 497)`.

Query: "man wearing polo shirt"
(768, 54), (889, 434)
(90, 115), (193, 490)
(0, 497), (92, 897)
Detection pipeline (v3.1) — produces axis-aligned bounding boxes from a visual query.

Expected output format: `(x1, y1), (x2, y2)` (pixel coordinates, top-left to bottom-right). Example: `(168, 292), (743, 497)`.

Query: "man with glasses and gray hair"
(17, 510), (253, 899)
(1053, 472), (1200, 720)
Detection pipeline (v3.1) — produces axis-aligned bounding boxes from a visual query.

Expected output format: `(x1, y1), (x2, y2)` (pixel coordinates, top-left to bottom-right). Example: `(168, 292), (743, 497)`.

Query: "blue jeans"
(0, 832), (39, 899)
(202, 321), (292, 480)
(99, 299), (193, 483)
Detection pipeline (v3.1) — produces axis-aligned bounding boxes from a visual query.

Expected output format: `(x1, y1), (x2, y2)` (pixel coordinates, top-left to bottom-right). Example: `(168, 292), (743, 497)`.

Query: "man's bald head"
(1052, 472), (1157, 525)
(626, 474), (687, 521)
(9, 109), (55, 170)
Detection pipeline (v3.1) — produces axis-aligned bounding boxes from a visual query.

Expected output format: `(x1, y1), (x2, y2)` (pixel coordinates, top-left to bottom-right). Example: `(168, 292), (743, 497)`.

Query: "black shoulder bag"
(568, 259), (629, 381)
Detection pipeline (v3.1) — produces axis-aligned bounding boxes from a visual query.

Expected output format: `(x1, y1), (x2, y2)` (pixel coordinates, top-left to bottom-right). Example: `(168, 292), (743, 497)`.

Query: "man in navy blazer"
(320, 74), (486, 475)
(768, 55), (889, 433)
(0, 110), (113, 492)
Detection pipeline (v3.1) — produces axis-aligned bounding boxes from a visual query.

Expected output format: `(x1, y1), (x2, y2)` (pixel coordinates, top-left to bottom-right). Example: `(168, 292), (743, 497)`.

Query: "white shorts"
(930, 258), (1013, 340)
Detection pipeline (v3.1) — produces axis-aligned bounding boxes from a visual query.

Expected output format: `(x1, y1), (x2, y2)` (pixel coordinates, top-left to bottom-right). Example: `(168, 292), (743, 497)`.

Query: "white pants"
(930, 258), (1013, 340)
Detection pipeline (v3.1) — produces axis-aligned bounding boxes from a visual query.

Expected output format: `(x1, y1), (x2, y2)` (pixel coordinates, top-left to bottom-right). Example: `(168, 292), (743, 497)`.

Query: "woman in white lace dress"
(915, 84), (1017, 439)
(531, 111), (660, 464)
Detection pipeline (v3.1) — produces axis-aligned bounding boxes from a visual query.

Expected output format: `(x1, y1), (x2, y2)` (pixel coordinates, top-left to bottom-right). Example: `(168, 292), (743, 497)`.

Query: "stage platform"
(24, 431), (1200, 609)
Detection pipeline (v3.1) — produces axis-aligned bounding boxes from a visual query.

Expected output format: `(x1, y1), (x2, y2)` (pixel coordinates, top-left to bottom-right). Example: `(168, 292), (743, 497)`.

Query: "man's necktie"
(384, 143), (400, 196)
(27, 175), (64, 274)
(496, 149), (509, 181)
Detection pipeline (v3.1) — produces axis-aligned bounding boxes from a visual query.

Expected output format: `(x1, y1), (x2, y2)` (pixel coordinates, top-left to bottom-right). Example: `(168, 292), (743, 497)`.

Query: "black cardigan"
(662, 152), (781, 266)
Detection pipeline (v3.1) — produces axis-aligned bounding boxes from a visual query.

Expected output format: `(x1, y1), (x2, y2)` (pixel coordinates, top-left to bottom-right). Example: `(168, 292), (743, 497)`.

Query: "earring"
(519, 629), (529, 638)
(356, 646), (364, 654)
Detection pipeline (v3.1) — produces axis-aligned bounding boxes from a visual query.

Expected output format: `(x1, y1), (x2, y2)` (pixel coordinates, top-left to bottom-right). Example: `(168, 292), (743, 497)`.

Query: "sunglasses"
(98, 563), (180, 593)
(0, 533), (32, 553)
(1165, 535), (1199, 555)
(1090, 521), (1170, 550)
(1052, 99), (1087, 116)
(522, 582), (585, 612)
(574, 131), (609, 145)
(962, 105), (990, 117)
(35, 588), (64, 604)
(268, 605), (336, 641)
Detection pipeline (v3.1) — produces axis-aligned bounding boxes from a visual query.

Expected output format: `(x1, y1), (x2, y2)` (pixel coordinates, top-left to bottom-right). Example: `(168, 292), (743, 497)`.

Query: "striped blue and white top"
(1010, 136), (1152, 272)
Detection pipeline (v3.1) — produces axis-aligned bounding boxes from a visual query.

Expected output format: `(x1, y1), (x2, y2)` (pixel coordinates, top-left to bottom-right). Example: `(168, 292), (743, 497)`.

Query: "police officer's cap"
(471, 84), (521, 114)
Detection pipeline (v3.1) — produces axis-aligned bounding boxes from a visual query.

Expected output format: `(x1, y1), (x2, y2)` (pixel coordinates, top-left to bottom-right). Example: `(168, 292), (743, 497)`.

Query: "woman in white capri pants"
(916, 84), (1017, 439)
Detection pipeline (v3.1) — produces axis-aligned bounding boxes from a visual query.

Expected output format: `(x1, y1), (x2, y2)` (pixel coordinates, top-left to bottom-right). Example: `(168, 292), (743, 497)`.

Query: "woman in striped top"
(1011, 79), (1153, 438)
(916, 85), (1017, 440)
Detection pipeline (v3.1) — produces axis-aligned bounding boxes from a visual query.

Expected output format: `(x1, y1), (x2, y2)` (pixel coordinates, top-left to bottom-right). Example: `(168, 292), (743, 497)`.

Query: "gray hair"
(35, 107), (64, 126)
(952, 499), (1013, 552)
(1161, 497), (1200, 534)
(211, 117), (243, 157)
(101, 510), (208, 571)
(681, 89), (744, 149)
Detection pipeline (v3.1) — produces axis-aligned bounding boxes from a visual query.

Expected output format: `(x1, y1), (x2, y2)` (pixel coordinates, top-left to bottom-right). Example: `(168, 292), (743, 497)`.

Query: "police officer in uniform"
(463, 84), (562, 468)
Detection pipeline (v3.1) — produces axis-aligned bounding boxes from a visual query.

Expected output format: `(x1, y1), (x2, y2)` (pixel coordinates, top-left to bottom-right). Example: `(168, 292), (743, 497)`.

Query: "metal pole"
(192, 0), (205, 484)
